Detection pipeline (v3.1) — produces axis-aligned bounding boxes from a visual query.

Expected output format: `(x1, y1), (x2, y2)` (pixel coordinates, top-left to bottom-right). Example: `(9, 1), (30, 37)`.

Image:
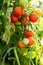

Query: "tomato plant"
(0, 0), (43, 65)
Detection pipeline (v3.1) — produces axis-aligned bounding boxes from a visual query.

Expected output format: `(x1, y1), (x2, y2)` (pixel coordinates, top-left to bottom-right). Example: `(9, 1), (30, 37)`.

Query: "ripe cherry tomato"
(20, 17), (29, 25)
(13, 6), (24, 17)
(29, 13), (38, 23)
(11, 13), (18, 23)
(24, 30), (33, 37)
(28, 37), (34, 46)
(18, 40), (26, 48)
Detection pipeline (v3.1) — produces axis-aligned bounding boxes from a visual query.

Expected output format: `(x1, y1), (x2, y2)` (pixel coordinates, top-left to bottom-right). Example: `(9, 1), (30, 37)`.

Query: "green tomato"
(10, 3), (14, 6)
(22, 38), (29, 45)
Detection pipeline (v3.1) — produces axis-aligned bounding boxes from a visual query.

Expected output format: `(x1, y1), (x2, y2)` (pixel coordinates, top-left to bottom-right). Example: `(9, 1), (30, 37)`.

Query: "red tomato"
(28, 37), (34, 46)
(29, 13), (38, 23)
(17, 40), (26, 48)
(11, 14), (18, 23)
(13, 6), (24, 17)
(24, 30), (33, 37)
(20, 17), (29, 25)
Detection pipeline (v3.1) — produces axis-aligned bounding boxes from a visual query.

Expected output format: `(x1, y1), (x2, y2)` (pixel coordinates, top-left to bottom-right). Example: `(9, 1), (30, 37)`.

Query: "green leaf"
(37, 18), (43, 30)
(28, 0), (31, 2)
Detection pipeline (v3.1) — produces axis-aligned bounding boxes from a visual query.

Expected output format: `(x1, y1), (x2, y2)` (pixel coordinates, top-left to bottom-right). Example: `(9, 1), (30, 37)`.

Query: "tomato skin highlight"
(11, 14), (18, 23)
(13, 6), (24, 17)
(29, 13), (38, 23)
(18, 40), (26, 48)
(28, 37), (34, 46)
(24, 30), (33, 37)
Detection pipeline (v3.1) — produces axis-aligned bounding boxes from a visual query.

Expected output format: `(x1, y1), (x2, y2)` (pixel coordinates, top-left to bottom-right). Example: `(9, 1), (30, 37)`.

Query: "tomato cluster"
(11, 6), (39, 24)
(17, 30), (34, 48)
(11, 6), (24, 23)
(10, 6), (41, 48)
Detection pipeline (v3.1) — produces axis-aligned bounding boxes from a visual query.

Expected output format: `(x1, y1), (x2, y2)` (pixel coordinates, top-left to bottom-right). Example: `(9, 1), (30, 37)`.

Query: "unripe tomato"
(22, 38), (29, 45)
(24, 30), (33, 37)
(28, 37), (34, 46)
(18, 40), (26, 48)
(35, 9), (42, 16)
(10, 2), (14, 6)
(29, 13), (38, 23)
(11, 14), (18, 23)
(13, 6), (24, 17)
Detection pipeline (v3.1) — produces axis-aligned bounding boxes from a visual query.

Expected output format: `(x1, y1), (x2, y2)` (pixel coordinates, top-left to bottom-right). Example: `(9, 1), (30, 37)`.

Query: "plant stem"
(14, 47), (20, 65)
(2, 47), (15, 65)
